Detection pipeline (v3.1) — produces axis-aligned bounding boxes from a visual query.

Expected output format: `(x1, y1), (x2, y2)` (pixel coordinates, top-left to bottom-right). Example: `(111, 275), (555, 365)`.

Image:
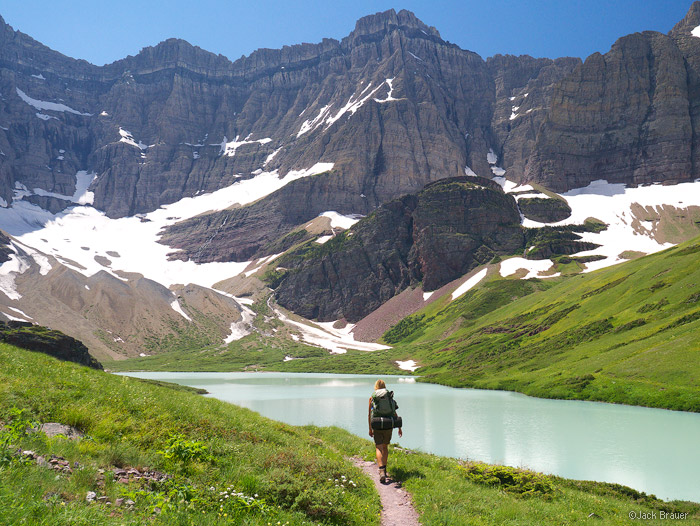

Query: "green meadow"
(2, 346), (697, 525)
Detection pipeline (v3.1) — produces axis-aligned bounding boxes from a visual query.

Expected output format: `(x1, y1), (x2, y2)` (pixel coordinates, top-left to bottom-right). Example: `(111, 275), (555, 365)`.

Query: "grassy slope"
(383, 237), (700, 412)
(0, 344), (381, 526)
(2, 347), (697, 525)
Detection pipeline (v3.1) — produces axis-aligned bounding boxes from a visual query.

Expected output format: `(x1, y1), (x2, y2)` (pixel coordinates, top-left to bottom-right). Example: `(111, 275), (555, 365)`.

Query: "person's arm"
(368, 397), (374, 437)
(394, 406), (403, 437)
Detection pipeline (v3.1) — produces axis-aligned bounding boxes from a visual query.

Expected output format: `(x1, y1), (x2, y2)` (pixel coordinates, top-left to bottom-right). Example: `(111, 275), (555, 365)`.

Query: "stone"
(85, 491), (96, 503)
(40, 423), (85, 439)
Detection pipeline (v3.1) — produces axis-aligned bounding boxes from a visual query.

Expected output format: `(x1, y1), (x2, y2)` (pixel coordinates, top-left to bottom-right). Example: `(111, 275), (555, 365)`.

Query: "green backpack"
(372, 389), (398, 417)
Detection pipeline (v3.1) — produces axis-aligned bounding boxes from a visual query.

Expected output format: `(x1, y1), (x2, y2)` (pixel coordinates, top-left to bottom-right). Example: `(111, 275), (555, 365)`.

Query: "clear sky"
(1, 0), (696, 66)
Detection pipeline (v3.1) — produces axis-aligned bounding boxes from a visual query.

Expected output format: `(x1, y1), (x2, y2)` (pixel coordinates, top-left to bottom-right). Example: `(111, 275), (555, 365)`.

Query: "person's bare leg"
(376, 444), (389, 482)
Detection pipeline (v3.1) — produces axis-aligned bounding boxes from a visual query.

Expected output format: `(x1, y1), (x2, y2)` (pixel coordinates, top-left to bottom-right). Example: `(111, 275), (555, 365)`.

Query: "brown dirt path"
(352, 457), (421, 526)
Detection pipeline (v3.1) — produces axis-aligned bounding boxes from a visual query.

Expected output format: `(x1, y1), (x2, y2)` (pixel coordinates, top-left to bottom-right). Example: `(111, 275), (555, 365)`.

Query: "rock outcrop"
(272, 177), (523, 322)
(0, 321), (102, 369)
(518, 197), (572, 223)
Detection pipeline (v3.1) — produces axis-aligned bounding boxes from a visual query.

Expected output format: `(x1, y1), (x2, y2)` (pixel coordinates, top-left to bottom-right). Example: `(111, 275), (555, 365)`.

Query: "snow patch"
(408, 51), (423, 61)
(499, 258), (554, 279)
(273, 305), (389, 353)
(492, 177), (534, 194)
(518, 179), (700, 273)
(7, 306), (30, 318)
(214, 135), (272, 157)
(325, 82), (384, 127)
(451, 268), (488, 300)
(297, 104), (332, 137)
(487, 149), (498, 164)
(170, 299), (191, 321)
(264, 147), (282, 166)
(490, 166), (506, 176)
(35, 113), (55, 121)
(422, 291), (434, 301)
(692, 24), (700, 38)
(31, 171), (96, 206)
(0, 243), (31, 300)
(396, 359), (418, 372)
(16, 88), (91, 116)
(464, 166), (478, 177)
(224, 304), (255, 343)
(374, 78), (404, 103)
(243, 253), (281, 278)
(119, 128), (148, 150)
(315, 234), (333, 244)
(515, 192), (550, 200)
(31, 74), (46, 80)
(1, 311), (28, 322)
(320, 211), (363, 229)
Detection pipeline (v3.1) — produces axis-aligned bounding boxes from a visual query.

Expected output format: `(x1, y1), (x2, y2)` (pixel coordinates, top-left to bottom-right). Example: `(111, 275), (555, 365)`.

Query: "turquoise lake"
(121, 371), (700, 502)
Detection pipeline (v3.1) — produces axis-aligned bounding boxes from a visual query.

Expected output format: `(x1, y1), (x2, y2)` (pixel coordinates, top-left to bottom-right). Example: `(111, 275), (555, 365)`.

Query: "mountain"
(1, 6), (700, 362)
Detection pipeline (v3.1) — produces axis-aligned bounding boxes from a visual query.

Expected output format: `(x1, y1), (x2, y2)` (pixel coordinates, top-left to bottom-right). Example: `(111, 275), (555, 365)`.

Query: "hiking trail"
(352, 457), (421, 526)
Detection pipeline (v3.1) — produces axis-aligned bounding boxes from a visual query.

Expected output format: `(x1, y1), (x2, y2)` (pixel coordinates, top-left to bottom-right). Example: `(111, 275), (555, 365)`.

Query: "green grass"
(377, 236), (700, 412)
(313, 431), (699, 525)
(3, 346), (698, 525)
(0, 344), (381, 525)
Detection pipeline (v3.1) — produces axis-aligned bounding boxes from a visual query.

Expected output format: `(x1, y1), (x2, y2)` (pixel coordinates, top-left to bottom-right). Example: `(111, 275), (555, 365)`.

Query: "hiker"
(368, 379), (402, 483)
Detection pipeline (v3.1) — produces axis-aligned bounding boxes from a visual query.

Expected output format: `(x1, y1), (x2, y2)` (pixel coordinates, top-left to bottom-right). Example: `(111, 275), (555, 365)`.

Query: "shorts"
(373, 428), (392, 445)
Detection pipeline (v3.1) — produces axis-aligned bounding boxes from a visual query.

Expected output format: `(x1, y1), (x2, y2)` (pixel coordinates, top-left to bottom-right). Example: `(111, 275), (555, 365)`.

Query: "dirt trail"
(352, 457), (421, 526)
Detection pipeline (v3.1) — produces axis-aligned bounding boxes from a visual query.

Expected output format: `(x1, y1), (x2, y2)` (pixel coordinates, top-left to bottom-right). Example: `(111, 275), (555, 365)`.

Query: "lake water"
(122, 371), (700, 502)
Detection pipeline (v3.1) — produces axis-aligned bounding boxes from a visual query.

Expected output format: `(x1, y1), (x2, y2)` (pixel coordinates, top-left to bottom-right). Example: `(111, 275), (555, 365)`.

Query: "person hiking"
(368, 379), (402, 483)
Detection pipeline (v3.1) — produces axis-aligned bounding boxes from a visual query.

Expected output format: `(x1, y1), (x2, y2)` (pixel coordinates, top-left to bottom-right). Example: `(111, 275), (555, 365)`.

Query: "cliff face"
(0, 8), (574, 223)
(272, 177), (524, 322)
(1, 5), (700, 261)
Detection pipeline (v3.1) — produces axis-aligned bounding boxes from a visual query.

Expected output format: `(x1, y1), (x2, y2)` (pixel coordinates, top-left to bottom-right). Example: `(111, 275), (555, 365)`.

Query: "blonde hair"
(374, 379), (386, 390)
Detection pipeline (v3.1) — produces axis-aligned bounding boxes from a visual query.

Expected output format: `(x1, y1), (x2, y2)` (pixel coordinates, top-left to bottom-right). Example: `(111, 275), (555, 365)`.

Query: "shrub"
(157, 433), (211, 463)
(459, 462), (557, 498)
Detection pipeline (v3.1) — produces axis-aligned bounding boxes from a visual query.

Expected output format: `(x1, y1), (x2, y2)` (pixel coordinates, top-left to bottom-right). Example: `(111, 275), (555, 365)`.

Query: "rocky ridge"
(271, 177), (524, 322)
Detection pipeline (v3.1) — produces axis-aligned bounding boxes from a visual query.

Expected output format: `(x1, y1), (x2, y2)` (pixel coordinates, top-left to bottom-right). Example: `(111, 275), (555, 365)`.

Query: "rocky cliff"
(271, 177), (524, 322)
(1, 5), (700, 263)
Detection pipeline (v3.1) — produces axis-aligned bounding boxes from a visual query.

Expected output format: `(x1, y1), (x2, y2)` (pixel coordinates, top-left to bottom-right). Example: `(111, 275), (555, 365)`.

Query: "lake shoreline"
(119, 371), (700, 503)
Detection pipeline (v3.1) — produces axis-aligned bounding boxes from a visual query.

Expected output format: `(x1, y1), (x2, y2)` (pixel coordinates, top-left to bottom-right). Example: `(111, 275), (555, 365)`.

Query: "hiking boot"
(379, 466), (387, 484)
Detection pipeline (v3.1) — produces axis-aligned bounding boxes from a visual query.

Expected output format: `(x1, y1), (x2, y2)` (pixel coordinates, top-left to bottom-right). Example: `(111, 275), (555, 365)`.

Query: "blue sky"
(1, 1), (696, 66)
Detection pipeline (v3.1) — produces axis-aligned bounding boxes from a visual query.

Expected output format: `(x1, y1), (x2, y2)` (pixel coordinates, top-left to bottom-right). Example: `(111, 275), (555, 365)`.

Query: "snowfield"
(522, 178), (700, 272)
(1, 168), (699, 355)
(0, 163), (333, 288)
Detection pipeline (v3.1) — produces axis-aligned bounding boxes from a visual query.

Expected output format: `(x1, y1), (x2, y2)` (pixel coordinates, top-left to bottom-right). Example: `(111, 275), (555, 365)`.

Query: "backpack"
(371, 388), (398, 417)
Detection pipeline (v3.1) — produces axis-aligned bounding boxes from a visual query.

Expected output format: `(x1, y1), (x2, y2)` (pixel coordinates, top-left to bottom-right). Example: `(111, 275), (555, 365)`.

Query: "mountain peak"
(347, 9), (441, 40)
(669, 1), (700, 37)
